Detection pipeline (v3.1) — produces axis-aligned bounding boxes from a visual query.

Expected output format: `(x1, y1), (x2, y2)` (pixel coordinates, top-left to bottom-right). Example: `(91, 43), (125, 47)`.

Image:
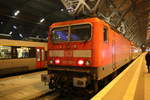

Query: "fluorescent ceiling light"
(14, 10), (20, 16)
(40, 18), (45, 23)
(9, 31), (13, 35)
(19, 34), (23, 38)
(13, 25), (17, 29)
(61, 9), (64, 11)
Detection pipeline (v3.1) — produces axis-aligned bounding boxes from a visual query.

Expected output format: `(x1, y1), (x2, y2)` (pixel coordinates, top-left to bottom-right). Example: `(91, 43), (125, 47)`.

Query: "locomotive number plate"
(64, 50), (73, 57)
(62, 60), (74, 64)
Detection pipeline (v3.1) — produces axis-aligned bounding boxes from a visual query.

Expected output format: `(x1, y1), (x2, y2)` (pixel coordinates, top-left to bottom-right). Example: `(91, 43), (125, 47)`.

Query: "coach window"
(41, 49), (45, 61)
(12, 46), (18, 58)
(16, 47), (29, 58)
(45, 51), (47, 60)
(70, 24), (91, 41)
(37, 49), (40, 61)
(103, 26), (108, 42)
(0, 46), (11, 59)
(29, 47), (36, 58)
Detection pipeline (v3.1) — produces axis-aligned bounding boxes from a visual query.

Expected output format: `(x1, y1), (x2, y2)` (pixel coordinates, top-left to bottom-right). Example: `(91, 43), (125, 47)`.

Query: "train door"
(36, 47), (45, 68)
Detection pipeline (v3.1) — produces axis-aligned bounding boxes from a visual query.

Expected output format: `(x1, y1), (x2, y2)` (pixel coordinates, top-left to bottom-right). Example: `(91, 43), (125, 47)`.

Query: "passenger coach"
(0, 39), (47, 76)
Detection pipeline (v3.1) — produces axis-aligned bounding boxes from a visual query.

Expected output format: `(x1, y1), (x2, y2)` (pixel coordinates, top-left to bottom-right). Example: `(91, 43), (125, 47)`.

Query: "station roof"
(0, 0), (73, 40)
(0, 0), (149, 47)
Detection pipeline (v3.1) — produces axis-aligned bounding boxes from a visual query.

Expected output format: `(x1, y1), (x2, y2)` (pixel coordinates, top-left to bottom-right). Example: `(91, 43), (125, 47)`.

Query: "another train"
(0, 39), (47, 76)
(44, 18), (141, 92)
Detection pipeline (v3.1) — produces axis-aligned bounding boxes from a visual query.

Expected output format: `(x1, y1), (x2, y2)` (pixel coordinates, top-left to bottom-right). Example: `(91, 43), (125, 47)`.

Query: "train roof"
(50, 17), (105, 27)
(49, 17), (136, 46)
(0, 39), (47, 50)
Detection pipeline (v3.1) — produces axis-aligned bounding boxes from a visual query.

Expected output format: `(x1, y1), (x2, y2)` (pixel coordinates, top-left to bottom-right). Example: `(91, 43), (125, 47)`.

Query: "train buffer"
(91, 52), (149, 100)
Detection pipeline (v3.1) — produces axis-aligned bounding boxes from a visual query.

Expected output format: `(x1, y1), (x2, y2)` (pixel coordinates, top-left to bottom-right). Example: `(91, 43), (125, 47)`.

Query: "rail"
(91, 53), (146, 100)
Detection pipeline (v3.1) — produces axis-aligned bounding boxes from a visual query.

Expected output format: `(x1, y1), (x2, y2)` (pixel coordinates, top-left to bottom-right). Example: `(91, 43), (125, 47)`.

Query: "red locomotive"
(45, 17), (140, 92)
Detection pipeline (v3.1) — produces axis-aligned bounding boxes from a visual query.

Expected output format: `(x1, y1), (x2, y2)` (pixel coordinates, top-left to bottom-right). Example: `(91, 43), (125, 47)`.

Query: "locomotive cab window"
(51, 24), (91, 42)
(103, 26), (108, 42)
(70, 24), (91, 41)
(51, 26), (69, 42)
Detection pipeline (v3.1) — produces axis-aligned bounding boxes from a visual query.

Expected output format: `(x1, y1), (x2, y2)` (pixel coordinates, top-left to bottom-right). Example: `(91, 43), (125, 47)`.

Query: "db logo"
(64, 50), (73, 57)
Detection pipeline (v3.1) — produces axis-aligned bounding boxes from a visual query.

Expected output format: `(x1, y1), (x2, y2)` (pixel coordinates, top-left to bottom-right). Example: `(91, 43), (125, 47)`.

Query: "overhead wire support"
(61, 0), (102, 15)
(60, 0), (143, 46)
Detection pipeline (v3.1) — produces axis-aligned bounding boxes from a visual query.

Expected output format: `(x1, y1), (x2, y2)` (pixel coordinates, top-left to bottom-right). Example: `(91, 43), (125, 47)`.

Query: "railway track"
(32, 89), (93, 100)
(33, 61), (132, 100)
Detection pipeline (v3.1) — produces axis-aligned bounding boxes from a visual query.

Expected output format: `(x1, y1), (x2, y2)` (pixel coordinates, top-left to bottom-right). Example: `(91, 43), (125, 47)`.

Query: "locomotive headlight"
(77, 60), (84, 66)
(55, 59), (60, 64)
(49, 60), (53, 64)
(85, 60), (90, 66)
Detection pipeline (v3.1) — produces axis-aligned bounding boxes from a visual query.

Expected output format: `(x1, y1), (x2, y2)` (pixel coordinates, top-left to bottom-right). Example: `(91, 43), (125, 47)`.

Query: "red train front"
(47, 18), (132, 92)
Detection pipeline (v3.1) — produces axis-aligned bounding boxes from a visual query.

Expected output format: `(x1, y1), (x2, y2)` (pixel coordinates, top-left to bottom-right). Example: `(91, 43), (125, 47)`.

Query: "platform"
(144, 67), (150, 100)
(0, 71), (49, 100)
(91, 53), (150, 100)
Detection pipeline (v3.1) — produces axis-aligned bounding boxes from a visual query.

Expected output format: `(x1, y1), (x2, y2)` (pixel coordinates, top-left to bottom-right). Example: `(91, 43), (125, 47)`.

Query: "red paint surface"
(48, 18), (133, 68)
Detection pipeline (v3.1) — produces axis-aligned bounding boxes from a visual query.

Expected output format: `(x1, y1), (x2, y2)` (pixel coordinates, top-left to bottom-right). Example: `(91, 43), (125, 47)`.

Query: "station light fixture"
(60, 8), (64, 12)
(40, 18), (45, 23)
(9, 31), (13, 35)
(19, 34), (23, 38)
(14, 10), (20, 16)
(13, 25), (17, 29)
(142, 45), (145, 47)
(67, 6), (74, 13)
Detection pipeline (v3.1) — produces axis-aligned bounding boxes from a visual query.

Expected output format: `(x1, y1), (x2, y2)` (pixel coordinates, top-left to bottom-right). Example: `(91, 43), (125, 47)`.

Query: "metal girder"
(115, 6), (133, 28)
(130, 33), (137, 41)
(92, 0), (102, 13)
(130, 0), (137, 10)
(127, 23), (137, 34)
(60, 0), (92, 15)
(124, 15), (136, 26)
(112, 0), (139, 35)
(105, 0), (135, 34)
(125, 23), (135, 34)
(118, 0), (128, 9)
(60, 0), (130, 27)
(124, 15), (139, 37)
(126, 30), (135, 39)
(131, 33), (143, 46)
(105, 0), (121, 23)
(117, 22), (126, 34)
(135, 37), (144, 46)
(60, 0), (146, 45)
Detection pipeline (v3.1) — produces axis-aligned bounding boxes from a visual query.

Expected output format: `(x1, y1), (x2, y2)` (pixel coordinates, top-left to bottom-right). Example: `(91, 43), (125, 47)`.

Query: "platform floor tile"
(0, 71), (50, 100)
(144, 67), (150, 100)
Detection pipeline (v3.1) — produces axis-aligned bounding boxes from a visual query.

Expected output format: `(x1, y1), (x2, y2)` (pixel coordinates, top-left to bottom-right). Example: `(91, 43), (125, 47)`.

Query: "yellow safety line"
(122, 54), (145, 100)
(91, 53), (146, 100)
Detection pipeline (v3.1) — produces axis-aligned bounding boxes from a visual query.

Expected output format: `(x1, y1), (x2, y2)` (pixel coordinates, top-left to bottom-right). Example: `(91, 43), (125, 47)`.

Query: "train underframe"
(47, 65), (113, 93)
